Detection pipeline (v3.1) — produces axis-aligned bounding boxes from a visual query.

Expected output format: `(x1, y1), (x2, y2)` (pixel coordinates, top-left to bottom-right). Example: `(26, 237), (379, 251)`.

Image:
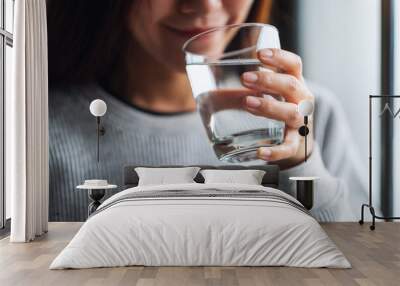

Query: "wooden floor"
(0, 222), (399, 286)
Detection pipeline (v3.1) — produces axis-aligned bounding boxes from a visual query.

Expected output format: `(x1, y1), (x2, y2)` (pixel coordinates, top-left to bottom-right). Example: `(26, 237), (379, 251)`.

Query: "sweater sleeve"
(278, 83), (368, 222)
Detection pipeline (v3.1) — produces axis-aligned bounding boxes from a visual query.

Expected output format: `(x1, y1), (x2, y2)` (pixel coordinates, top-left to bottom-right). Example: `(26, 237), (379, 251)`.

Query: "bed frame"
(122, 165), (280, 189)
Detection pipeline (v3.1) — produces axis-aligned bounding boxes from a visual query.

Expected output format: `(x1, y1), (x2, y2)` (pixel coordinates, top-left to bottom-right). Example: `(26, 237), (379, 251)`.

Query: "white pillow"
(200, 169), (266, 185)
(135, 167), (200, 186)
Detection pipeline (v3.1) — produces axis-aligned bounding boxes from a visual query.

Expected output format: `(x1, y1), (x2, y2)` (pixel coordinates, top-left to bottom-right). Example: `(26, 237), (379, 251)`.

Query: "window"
(298, 0), (379, 217)
(393, 0), (400, 215)
(0, 0), (14, 229)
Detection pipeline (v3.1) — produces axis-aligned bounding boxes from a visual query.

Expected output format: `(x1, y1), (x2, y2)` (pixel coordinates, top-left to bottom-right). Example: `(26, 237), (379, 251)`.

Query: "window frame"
(0, 0), (13, 230)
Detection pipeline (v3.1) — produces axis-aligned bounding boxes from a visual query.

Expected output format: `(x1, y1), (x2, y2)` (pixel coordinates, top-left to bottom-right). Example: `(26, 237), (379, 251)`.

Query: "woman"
(47, 0), (367, 221)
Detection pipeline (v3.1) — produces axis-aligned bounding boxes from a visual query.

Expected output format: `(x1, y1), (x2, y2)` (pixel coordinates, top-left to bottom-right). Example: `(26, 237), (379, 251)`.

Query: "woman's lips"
(165, 26), (216, 39)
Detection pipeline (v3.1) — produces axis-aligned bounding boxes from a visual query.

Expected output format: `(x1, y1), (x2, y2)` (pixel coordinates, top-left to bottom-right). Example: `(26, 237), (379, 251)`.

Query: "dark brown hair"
(47, 0), (273, 86)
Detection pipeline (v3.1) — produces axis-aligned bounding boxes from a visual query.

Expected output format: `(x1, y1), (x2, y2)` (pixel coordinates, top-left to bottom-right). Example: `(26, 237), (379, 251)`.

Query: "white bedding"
(50, 183), (350, 269)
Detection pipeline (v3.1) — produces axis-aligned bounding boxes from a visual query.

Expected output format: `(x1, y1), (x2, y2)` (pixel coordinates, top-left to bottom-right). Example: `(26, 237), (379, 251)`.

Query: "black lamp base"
(88, 189), (105, 217)
(289, 177), (318, 210)
(359, 203), (400, 231)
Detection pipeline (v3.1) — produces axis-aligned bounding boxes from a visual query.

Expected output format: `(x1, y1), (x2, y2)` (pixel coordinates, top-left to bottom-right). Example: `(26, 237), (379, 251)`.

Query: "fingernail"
(261, 48), (273, 58)
(243, 72), (258, 83)
(259, 148), (272, 158)
(246, 96), (261, 108)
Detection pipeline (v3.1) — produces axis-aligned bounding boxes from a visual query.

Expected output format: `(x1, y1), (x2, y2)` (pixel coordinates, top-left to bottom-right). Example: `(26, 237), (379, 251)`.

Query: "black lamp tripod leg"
(369, 207), (376, 230)
(359, 204), (366, 225)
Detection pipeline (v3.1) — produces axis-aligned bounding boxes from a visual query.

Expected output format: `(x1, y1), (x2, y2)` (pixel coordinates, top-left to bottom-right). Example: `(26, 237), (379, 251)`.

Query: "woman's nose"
(179, 0), (223, 15)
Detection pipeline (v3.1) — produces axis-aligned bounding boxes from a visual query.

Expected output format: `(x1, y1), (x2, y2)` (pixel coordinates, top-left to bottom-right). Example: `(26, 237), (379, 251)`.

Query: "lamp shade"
(89, 99), (107, 117)
(297, 100), (314, 116)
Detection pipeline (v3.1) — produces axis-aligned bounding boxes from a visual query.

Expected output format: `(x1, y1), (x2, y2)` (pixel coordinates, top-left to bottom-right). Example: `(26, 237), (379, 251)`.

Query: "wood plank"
(0, 222), (399, 286)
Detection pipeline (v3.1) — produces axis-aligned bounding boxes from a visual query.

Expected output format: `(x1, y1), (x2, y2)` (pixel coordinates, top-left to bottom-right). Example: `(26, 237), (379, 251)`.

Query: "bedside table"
(289, 177), (319, 210)
(76, 182), (117, 217)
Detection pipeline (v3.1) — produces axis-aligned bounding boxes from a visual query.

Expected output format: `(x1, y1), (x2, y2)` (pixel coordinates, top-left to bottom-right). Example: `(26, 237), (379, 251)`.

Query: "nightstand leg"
(88, 189), (105, 216)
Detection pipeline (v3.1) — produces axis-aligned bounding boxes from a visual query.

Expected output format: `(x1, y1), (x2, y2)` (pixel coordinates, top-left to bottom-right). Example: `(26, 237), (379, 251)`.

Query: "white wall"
(298, 0), (380, 210)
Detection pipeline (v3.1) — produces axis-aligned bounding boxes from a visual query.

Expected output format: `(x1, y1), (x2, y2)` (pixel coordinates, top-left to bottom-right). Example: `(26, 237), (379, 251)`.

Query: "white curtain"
(8, 0), (49, 242)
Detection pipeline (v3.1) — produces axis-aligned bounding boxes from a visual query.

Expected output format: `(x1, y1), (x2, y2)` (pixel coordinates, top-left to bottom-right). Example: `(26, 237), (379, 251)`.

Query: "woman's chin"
(162, 57), (187, 74)
(170, 65), (187, 74)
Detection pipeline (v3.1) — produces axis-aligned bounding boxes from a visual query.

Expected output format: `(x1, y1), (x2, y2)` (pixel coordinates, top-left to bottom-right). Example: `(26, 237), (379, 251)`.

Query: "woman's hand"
(240, 48), (314, 169)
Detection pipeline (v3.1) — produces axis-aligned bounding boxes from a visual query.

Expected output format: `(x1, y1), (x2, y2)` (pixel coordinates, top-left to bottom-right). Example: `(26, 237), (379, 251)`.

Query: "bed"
(50, 165), (350, 269)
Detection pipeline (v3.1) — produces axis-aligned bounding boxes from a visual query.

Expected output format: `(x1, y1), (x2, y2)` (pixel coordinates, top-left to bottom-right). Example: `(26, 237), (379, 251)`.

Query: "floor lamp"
(359, 95), (400, 230)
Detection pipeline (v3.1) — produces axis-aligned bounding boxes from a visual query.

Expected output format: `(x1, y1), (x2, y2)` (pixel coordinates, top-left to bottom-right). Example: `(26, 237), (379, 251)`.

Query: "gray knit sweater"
(49, 83), (367, 222)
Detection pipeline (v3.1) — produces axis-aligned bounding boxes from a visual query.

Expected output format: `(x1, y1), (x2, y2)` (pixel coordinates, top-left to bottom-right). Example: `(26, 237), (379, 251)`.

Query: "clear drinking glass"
(183, 23), (285, 163)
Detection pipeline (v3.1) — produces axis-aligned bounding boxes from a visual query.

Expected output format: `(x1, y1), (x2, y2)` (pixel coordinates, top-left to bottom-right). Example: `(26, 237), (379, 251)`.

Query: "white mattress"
(50, 183), (350, 269)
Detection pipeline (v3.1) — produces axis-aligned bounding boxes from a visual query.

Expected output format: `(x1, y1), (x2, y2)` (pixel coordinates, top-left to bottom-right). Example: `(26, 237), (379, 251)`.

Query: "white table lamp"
(89, 99), (107, 163)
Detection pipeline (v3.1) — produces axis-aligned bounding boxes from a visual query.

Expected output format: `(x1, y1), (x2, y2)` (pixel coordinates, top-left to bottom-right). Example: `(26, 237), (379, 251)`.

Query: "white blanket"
(50, 183), (350, 269)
